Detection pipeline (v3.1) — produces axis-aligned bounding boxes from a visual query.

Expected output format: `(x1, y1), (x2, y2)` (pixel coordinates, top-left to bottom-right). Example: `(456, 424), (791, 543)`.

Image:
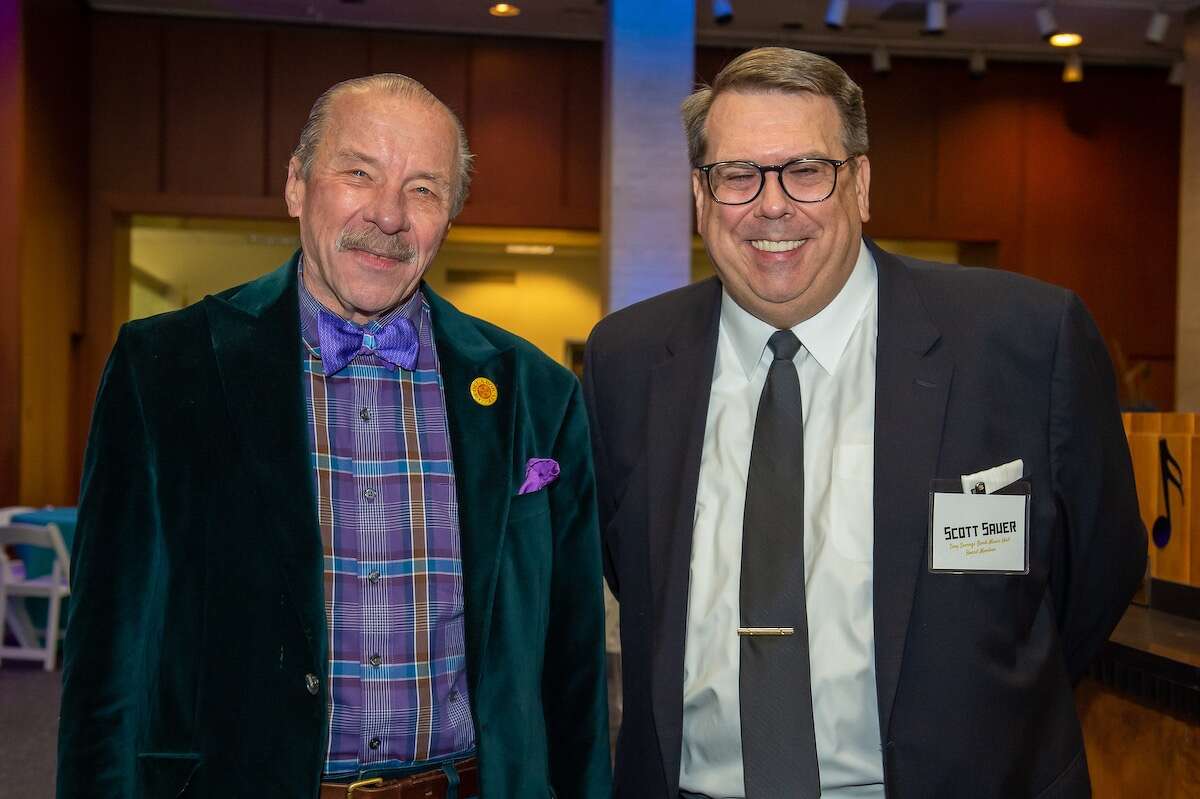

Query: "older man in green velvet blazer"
(57, 75), (610, 799)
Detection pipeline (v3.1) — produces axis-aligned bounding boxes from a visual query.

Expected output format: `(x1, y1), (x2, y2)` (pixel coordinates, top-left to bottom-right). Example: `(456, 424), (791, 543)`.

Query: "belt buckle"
(346, 777), (384, 796)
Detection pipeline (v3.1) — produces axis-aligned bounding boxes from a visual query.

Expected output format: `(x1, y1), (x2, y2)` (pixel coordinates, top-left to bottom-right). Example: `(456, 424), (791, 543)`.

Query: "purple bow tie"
(316, 307), (419, 376)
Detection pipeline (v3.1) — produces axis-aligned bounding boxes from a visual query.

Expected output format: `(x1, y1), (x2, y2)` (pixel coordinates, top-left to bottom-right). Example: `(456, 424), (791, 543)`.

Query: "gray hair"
(292, 74), (474, 218)
(681, 47), (868, 166)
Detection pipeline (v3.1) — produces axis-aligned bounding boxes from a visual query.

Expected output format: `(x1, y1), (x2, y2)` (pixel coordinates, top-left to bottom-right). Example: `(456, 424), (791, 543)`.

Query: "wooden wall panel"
(848, 58), (940, 239)
(1022, 67), (1179, 367)
(0, 0), (23, 505)
(369, 33), (470, 123)
(563, 43), (603, 217)
(162, 20), (267, 196)
(19, 0), (88, 506)
(90, 15), (162, 194)
(267, 26), (371, 198)
(464, 40), (569, 227)
(932, 66), (1026, 258)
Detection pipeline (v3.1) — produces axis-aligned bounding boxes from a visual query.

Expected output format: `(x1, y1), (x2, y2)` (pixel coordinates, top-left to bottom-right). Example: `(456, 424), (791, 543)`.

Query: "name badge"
(928, 479), (1030, 574)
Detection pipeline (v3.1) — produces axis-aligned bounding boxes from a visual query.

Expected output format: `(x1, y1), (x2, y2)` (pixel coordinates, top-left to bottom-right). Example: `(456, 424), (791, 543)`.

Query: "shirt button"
(368, 653), (382, 667)
(359, 407), (370, 422)
(363, 488), (377, 501)
(367, 570), (381, 584)
(369, 737), (381, 750)
(304, 674), (319, 695)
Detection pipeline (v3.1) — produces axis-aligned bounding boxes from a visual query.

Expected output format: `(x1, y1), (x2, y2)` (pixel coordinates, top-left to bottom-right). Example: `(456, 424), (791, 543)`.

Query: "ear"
(284, 157), (306, 220)
(691, 169), (708, 234)
(852, 154), (871, 223)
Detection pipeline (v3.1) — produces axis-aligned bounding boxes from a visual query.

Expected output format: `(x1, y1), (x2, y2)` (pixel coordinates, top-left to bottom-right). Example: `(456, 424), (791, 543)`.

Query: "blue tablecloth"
(9, 507), (77, 628)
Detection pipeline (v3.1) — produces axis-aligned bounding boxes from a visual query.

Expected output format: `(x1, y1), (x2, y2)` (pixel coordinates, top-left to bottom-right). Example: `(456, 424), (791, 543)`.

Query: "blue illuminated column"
(603, 0), (696, 312)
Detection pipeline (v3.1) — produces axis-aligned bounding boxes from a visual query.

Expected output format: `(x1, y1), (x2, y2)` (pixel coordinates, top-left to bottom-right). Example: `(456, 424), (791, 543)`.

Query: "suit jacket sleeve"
(543, 379), (613, 798)
(57, 329), (159, 797)
(1048, 292), (1147, 681)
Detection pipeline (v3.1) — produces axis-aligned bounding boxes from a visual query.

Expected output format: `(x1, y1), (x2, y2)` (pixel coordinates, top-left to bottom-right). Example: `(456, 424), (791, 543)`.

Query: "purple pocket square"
(519, 458), (560, 495)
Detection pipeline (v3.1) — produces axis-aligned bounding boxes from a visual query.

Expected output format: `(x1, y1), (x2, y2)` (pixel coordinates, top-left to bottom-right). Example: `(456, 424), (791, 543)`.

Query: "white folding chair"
(0, 522), (72, 670)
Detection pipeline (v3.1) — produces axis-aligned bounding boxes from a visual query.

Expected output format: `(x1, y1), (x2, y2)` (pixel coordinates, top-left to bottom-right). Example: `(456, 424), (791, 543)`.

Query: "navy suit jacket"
(583, 240), (1145, 798)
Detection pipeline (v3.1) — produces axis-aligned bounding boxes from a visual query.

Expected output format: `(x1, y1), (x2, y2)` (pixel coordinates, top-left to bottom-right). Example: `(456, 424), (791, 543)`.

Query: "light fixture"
(872, 45), (891, 74)
(1036, 4), (1058, 40)
(505, 244), (555, 256)
(825, 0), (849, 30)
(1168, 60), (1185, 87)
(488, 3), (520, 17)
(1062, 52), (1083, 83)
(1146, 9), (1170, 45)
(924, 0), (947, 35)
(968, 50), (987, 78)
(1049, 32), (1083, 48)
(713, 0), (734, 25)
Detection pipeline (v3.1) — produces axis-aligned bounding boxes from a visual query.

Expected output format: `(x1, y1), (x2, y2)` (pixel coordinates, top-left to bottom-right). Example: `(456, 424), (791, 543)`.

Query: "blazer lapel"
(869, 240), (953, 742)
(646, 278), (722, 793)
(204, 254), (327, 669)
(425, 286), (516, 699)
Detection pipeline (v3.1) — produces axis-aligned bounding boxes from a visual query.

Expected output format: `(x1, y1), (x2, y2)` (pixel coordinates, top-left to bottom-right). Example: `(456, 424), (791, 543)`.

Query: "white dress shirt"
(679, 240), (884, 798)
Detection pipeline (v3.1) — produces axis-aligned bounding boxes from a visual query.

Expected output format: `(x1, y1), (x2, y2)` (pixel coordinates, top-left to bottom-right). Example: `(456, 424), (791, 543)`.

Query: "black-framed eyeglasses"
(697, 156), (857, 205)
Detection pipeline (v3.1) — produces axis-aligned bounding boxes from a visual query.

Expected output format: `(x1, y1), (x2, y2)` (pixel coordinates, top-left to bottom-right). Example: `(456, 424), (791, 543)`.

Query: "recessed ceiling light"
(489, 3), (521, 17)
(1049, 32), (1082, 48)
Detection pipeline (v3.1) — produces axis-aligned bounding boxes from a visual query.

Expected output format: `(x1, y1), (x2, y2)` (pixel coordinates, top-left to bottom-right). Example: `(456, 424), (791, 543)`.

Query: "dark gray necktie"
(739, 329), (821, 798)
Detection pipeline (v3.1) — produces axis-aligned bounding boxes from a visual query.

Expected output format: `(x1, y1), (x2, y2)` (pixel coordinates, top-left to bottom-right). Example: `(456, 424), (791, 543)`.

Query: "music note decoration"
(1152, 437), (1184, 549)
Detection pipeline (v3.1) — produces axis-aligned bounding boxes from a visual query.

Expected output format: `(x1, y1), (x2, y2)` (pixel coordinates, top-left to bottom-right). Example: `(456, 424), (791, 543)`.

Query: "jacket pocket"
(137, 752), (202, 798)
(508, 487), (551, 524)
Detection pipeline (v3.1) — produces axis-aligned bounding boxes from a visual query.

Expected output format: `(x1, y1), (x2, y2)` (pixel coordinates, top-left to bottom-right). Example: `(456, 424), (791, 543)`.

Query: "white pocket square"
(960, 458), (1024, 494)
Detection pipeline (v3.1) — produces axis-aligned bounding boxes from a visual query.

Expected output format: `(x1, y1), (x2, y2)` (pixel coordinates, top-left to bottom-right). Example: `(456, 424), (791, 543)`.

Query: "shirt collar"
(721, 238), (878, 379)
(297, 255), (426, 358)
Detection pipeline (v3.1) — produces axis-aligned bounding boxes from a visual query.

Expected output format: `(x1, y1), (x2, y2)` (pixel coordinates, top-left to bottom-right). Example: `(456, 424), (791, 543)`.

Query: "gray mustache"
(336, 228), (417, 262)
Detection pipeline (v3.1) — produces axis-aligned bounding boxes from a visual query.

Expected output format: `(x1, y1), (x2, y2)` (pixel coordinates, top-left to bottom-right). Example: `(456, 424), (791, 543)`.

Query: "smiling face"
(285, 88), (459, 324)
(693, 90), (871, 328)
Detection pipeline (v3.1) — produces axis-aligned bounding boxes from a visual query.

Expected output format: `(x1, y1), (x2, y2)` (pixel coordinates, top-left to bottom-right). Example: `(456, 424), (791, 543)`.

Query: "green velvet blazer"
(56, 254), (611, 798)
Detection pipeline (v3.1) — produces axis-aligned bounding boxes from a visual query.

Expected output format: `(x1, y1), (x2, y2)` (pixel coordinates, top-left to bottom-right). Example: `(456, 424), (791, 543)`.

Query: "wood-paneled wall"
(19, 0), (87, 507)
(53, 13), (1183, 495)
(0, 0), (23, 506)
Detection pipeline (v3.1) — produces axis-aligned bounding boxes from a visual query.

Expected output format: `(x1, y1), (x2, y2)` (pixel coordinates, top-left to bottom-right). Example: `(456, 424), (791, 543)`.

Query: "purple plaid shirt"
(298, 264), (475, 778)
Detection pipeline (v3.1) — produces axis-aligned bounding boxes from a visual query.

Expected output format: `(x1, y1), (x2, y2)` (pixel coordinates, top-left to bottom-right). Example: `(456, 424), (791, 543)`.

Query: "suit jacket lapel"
(646, 278), (722, 794)
(204, 254), (328, 670)
(425, 286), (516, 699)
(869, 240), (953, 742)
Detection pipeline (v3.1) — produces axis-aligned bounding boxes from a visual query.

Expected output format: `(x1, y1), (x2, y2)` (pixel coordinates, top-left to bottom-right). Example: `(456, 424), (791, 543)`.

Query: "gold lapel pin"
(470, 377), (498, 407)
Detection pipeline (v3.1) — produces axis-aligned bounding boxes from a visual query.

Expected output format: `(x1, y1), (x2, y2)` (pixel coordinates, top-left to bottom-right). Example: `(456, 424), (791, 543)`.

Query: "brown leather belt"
(319, 757), (479, 799)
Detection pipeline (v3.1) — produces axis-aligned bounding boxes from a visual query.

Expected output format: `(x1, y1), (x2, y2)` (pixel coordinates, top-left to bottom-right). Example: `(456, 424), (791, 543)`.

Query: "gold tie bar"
(737, 627), (795, 636)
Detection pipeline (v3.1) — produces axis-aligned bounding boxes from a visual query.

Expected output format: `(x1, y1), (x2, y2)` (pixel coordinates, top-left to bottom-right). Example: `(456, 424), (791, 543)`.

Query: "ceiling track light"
(825, 0), (849, 30)
(968, 50), (987, 78)
(924, 0), (947, 35)
(713, 0), (733, 26)
(872, 45), (892, 74)
(1036, 4), (1059, 40)
(1062, 51), (1083, 83)
(1146, 9), (1170, 45)
(1168, 60), (1185, 87)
